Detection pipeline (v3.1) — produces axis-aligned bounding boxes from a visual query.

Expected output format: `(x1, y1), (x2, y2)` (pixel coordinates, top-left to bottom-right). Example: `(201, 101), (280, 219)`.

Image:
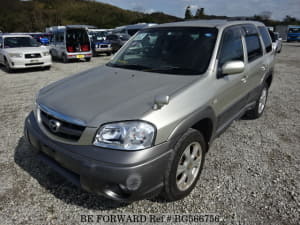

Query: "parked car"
(106, 33), (130, 53)
(0, 34), (52, 72)
(25, 20), (274, 202)
(88, 29), (112, 56)
(113, 23), (157, 36)
(287, 25), (300, 42)
(49, 26), (92, 63)
(30, 33), (51, 45)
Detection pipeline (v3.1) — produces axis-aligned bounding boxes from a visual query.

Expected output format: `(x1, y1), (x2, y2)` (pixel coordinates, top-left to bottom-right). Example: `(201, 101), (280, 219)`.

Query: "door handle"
(261, 65), (267, 71)
(241, 76), (248, 83)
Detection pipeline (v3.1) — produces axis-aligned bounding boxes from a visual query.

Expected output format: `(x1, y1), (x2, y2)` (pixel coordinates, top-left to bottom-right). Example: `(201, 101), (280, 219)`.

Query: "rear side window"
(243, 25), (263, 62)
(258, 26), (272, 53)
(219, 26), (244, 67)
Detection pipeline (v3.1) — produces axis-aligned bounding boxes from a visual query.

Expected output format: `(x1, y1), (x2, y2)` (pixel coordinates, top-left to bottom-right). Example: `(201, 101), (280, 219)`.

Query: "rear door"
(242, 25), (267, 103)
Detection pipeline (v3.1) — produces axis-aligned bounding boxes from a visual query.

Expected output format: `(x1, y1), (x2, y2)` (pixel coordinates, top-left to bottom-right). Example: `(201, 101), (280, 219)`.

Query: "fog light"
(126, 174), (142, 191)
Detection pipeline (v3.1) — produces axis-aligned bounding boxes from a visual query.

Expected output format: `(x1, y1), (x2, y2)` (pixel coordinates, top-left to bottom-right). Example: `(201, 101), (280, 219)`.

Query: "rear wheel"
(245, 83), (268, 119)
(86, 58), (91, 62)
(160, 128), (207, 201)
(62, 54), (69, 63)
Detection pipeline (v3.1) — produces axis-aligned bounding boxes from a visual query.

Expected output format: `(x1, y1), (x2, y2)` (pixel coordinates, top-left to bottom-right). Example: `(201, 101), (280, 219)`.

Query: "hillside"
(0, 0), (181, 32)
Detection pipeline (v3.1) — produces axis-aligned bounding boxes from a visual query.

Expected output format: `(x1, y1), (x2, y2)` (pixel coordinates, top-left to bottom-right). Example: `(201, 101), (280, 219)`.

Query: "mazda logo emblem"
(49, 119), (61, 133)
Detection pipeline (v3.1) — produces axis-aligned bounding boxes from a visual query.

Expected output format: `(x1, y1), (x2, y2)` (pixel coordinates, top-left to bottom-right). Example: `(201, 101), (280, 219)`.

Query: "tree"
(258, 11), (272, 20)
(195, 8), (204, 19)
(184, 6), (193, 20)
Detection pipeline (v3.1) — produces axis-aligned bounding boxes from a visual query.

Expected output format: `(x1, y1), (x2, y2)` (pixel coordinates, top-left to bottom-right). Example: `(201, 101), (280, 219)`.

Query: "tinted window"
(108, 27), (218, 75)
(219, 27), (244, 67)
(244, 29), (263, 62)
(107, 35), (117, 40)
(66, 29), (89, 45)
(258, 27), (272, 53)
(3, 37), (40, 48)
(288, 28), (300, 33)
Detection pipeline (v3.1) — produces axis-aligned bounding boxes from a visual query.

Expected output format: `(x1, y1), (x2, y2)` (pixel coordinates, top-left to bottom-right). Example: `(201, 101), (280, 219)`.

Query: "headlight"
(8, 53), (22, 58)
(94, 121), (156, 150)
(43, 51), (50, 56)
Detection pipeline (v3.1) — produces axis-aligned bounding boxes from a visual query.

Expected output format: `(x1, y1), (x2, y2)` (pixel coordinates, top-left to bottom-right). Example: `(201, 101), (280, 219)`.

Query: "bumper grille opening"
(25, 53), (42, 58)
(40, 110), (85, 141)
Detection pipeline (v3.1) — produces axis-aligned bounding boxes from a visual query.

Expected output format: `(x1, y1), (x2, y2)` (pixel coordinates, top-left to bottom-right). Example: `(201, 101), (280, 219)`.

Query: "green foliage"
(0, 0), (180, 32)
(184, 6), (193, 20)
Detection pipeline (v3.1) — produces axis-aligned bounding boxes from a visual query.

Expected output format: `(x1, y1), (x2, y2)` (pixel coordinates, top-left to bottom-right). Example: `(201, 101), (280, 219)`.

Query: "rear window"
(258, 26), (272, 53)
(245, 34), (263, 62)
(66, 29), (89, 45)
(242, 25), (263, 62)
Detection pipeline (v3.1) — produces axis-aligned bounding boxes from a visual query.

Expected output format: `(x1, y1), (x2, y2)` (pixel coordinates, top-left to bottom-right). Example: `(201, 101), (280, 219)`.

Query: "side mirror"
(222, 61), (245, 75)
(0, 43), (2, 48)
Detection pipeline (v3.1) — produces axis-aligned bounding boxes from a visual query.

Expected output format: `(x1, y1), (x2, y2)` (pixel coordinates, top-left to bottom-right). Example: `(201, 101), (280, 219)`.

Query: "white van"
(49, 26), (92, 63)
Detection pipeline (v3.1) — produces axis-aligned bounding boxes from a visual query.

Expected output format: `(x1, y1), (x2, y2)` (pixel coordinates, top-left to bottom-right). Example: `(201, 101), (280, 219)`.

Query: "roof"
(0, 34), (32, 38)
(152, 20), (265, 29)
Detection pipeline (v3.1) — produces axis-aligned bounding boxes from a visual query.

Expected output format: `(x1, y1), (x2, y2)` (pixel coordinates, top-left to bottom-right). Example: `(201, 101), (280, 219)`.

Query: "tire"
(106, 52), (112, 56)
(4, 58), (12, 73)
(244, 83), (268, 119)
(44, 66), (51, 70)
(160, 128), (207, 201)
(92, 51), (97, 57)
(86, 58), (91, 62)
(62, 54), (69, 63)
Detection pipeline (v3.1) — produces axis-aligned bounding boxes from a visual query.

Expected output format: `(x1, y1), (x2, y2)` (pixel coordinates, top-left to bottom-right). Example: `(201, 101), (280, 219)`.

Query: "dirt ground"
(0, 44), (299, 225)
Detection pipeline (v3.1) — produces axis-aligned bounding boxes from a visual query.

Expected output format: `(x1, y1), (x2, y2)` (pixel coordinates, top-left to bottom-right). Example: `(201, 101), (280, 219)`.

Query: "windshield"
(4, 37), (40, 48)
(288, 28), (300, 33)
(107, 27), (218, 75)
(89, 31), (108, 41)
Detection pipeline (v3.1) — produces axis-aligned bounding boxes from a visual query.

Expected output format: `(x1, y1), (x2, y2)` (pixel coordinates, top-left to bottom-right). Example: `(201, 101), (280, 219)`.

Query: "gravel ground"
(0, 44), (299, 225)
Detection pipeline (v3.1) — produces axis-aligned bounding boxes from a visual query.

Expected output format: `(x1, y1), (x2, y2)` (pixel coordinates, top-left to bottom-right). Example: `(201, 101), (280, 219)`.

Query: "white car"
(0, 34), (52, 72)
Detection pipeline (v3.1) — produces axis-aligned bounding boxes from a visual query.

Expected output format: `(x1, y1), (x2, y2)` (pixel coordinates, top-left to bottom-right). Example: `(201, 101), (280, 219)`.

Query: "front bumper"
(9, 56), (52, 69)
(24, 112), (172, 201)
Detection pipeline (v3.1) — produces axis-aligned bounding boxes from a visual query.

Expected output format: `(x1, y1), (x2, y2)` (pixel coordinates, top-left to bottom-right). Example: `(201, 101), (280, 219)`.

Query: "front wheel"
(4, 59), (12, 73)
(160, 128), (207, 201)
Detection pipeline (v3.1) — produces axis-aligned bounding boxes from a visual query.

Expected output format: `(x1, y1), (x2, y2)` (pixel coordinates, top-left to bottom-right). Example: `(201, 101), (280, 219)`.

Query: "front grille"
(25, 53), (42, 58)
(100, 45), (108, 48)
(40, 110), (85, 141)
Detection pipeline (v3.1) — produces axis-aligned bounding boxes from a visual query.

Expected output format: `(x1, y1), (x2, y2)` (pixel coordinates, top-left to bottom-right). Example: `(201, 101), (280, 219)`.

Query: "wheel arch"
(168, 106), (217, 150)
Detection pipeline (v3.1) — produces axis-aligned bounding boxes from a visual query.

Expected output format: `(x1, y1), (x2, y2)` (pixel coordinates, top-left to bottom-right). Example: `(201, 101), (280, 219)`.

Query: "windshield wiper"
(147, 66), (199, 75)
(108, 63), (150, 71)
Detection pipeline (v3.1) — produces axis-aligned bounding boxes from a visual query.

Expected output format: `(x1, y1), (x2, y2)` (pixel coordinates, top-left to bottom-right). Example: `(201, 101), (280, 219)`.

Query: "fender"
(168, 106), (217, 148)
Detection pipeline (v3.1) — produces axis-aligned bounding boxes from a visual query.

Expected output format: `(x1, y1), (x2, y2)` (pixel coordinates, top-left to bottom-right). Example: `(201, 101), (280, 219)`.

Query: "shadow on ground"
(14, 137), (130, 210)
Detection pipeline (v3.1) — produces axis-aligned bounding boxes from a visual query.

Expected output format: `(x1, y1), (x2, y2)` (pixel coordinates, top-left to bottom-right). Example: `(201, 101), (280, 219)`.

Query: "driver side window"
(219, 27), (244, 67)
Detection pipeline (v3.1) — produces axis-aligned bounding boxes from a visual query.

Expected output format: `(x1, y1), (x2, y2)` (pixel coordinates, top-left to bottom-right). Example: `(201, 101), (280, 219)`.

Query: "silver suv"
(25, 20), (275, 201)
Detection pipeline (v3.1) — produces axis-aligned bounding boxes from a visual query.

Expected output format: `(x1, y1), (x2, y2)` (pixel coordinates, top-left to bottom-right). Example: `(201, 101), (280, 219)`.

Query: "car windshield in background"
(90, 31), (108, 41)
(4, 37), (40, 48)
(107, 27), (218, 75)
(288, 28), (300, 33)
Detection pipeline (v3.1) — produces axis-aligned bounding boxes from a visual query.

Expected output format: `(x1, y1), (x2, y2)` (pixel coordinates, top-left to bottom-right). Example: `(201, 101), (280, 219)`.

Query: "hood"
(5, 46), (48, 53)
(37, 66), (199, 127)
